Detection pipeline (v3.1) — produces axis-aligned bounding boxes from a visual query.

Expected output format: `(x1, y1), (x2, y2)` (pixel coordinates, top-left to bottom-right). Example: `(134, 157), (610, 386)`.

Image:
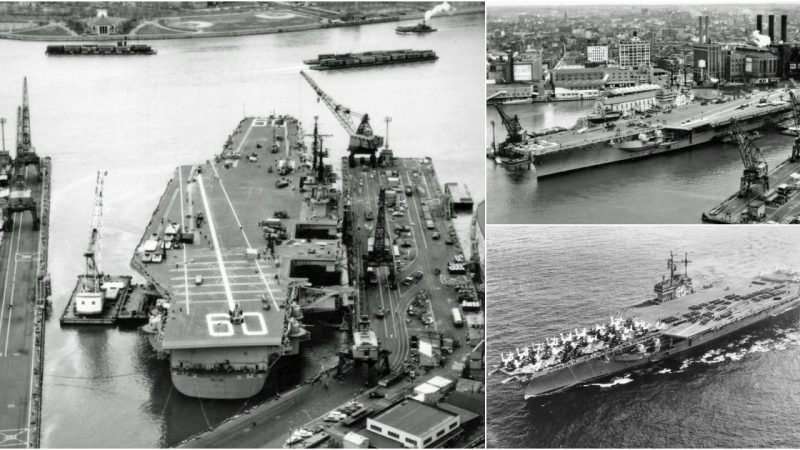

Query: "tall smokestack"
(757, 14), (763, 33)
(769, 14), (775, 43)
(782, 15), (788, 43)
(705, 16), (710, 44)
(698, 16), (704, 43)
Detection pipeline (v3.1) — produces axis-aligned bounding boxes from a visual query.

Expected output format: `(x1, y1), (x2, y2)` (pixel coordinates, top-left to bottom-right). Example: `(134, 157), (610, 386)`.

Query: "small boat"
(396, 20), (437, 34)
(501, 98), (534, 105)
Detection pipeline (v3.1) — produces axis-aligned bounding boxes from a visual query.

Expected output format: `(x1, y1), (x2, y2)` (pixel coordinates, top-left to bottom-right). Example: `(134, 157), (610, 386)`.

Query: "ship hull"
(171, 370), (267, 400)
(523, 294), (800, 399)
(532, 112), (791, 178)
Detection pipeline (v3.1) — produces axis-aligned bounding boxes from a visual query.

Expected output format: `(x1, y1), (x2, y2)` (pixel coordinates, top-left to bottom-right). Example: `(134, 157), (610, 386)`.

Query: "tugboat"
(396, 20), (437, 34)
(587, 99), (623, 124)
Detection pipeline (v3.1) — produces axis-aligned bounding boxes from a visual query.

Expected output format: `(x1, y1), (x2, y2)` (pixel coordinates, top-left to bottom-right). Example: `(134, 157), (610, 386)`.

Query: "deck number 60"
(206, 312), (268, 337)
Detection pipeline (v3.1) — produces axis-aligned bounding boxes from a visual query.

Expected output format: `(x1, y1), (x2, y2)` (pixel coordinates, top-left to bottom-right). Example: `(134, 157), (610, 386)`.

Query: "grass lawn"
(164, 9), (318, 33)
(135, 23), (187, 35)
(14, 24), (71, 36)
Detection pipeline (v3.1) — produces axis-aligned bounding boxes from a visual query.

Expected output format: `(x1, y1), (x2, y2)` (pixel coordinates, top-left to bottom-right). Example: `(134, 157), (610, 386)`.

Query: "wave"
(585, 374), (633, 388)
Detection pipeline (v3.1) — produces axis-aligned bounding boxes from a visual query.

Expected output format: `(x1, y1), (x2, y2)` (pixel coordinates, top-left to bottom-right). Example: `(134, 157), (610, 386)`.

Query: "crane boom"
(728, 122), (769, 197)
(300, 71), (384, 166)
(492, 103), (524, 146)
(83, 171), (106, 290)
(789, 90), (800, 162)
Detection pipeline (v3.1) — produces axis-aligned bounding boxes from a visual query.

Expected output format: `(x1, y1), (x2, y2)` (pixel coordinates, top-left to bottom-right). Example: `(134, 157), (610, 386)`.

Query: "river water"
(486, 100), (798, 224)
(0, 12), (484, 447)
(487, 226), (800, 448)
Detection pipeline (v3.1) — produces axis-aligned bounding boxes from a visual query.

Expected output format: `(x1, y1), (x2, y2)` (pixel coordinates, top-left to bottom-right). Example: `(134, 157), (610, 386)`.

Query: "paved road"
(0, 171), (43, 449)
(179, 372), (366, 448)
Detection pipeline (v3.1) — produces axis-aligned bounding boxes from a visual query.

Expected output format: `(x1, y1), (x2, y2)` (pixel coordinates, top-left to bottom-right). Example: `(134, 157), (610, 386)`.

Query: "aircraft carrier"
(506, 88), (797, 178)
(0, 78), (50, 448)
(131, 114), (353, 399)
(493, 253), (800, 399)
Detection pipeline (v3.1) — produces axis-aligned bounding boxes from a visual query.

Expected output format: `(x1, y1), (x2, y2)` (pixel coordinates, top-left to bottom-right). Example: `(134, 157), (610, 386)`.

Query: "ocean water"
(0, 12), (485, 447)
(487, 226), (800, 448)
(485, 101), (800, 224)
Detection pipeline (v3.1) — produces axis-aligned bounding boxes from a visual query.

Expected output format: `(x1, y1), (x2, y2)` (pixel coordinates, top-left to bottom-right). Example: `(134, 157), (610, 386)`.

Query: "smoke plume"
(425, 2), (454, 22)
(749, 30), (771, 47)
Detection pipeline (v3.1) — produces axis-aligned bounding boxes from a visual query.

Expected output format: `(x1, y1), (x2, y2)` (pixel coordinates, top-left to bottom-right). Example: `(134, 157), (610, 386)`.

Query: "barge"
(46, 40), (156, 56)
(304, 49), (437, 70)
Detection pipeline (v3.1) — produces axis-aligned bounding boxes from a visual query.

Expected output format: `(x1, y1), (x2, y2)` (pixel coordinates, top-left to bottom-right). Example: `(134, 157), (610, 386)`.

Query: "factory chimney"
(705, 16), (710, 43)
(698, 16), (704, 43)
(769, 14), (775, 42)
(757, 14), (763, 33)
(781, 15), (788, 43)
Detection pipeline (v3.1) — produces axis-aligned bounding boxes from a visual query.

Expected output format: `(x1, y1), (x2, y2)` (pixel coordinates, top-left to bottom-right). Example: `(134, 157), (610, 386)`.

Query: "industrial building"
(365, 399), (461, 448)
(587, 45), (609, 63)
(618, 37), (650, 69)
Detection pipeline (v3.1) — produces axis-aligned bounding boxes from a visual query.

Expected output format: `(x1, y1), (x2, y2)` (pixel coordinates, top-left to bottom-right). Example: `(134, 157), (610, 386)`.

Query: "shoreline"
(0, 8), (483, 42)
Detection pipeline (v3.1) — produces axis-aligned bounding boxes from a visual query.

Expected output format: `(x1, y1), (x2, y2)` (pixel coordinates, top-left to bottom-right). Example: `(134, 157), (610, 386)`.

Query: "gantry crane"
(3, 78), (40, 232)
(14, 77), (41, 180)
(729, 121), (769, 197)
(301, 71), (384, 167)
(335, 187), (392, 384)
(789, 90), (800, 162)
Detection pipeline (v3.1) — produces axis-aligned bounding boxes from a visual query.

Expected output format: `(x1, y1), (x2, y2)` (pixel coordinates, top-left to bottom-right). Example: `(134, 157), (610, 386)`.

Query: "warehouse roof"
(371, 399), (457, 436)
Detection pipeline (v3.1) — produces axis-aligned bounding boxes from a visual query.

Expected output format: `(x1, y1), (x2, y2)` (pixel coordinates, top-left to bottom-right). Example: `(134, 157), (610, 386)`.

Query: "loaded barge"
(46, 40), (155, 56)
(493, 253), (800, 399)
(511, 89), (796, 178)
(304, 49), (437, 70)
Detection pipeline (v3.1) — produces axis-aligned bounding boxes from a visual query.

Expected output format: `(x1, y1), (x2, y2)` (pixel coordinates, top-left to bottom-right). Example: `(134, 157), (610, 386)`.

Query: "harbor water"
(0, 12), (484, 447)
(487, 226), (800, 448)
(486, 100), (799, 224)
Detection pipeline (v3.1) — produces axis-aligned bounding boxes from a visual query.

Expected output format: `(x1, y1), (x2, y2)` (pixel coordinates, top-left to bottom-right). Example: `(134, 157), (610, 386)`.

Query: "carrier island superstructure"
(494, 253), (800, 399)
(494, 88), (798, 177)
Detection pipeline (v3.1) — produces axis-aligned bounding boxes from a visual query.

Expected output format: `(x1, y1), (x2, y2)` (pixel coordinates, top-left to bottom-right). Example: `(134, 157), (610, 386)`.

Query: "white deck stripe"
(178, 167), (190, 314)
(210, 139), (279, 311)
(196, 174), (235, 312)
(4, 213), (23, 356)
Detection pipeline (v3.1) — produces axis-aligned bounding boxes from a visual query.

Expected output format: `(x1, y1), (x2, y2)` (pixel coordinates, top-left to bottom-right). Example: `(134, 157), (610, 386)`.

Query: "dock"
(702, 155), (800, 223)
(0, 79), (49, 449)
(59, 275), (157, 327)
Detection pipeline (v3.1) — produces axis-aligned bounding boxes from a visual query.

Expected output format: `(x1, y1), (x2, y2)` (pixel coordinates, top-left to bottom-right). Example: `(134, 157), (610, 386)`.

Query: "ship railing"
(522, 333), (657, 379)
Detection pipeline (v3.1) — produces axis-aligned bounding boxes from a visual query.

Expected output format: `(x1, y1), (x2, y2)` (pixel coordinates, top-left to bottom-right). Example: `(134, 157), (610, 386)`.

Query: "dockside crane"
(300, 71), (385, 167)
(82, 171), (106, 293)
(789, 90), (800, 162)
(74, 171), (106, 315)
(729, 121), (769, 197)
(492, 102), (527, 158)
(3, 78), (40, 232)
(14, 77), (41, 179)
